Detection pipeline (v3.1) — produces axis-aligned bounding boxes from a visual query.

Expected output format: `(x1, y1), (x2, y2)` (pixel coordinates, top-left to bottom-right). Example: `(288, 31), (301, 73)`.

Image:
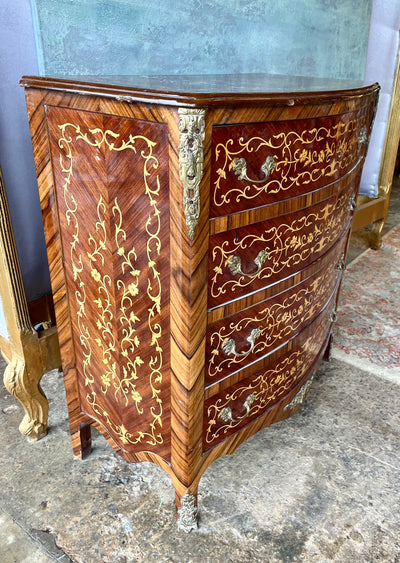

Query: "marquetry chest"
(22, 74), (379, 531)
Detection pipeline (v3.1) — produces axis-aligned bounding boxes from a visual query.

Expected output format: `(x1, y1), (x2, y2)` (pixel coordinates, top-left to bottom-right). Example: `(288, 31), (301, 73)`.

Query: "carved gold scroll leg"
(3, 332), (49, 441)
(0, 165), (55, 440)
(369, 218), (386, 250)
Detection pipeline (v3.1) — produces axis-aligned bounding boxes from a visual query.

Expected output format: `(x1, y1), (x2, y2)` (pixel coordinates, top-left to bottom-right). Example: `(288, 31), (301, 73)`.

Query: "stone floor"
(1, 181), (399, 562)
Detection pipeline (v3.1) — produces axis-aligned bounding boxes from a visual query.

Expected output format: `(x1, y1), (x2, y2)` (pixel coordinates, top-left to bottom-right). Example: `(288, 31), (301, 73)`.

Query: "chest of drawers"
(22, 74), (378, 531)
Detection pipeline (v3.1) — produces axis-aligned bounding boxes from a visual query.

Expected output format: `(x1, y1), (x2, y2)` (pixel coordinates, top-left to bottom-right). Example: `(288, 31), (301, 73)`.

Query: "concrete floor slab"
(1, 355), (400, 562)
(0, 508), (56, 563)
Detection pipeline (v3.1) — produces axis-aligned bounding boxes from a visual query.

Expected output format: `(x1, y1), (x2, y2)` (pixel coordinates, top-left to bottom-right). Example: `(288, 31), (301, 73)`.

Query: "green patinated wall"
(31, 0), (372, 79)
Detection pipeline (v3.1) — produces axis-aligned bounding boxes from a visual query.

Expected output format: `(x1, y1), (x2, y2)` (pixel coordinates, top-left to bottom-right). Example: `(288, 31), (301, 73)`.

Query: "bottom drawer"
(203, 292), (336, 450)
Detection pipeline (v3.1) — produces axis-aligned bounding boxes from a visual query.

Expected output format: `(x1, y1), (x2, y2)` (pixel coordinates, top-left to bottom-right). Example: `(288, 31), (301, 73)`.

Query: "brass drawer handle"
(348, 195), (357, 212)
(219, 394), (256, 423)
(227, 249), (268, 277)
(231, 155), (276, 183)
(222, 328), (261, 357)
(284, 374), (315, 412)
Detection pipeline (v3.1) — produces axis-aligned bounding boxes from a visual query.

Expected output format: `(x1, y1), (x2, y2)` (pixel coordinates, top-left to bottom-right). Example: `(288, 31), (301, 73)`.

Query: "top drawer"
(210, 109), (369, 217)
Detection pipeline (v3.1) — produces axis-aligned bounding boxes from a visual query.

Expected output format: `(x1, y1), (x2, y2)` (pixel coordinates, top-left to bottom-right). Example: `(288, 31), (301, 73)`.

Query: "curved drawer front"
(205, 238), (345, 385)
(203, 293), (336, 450)
(211, 108), (369, 217)
(209, 179), (354, 308)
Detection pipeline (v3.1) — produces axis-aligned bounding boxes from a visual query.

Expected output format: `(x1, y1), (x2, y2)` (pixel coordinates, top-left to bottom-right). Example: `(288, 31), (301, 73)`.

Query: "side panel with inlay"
(46, 106), (171, 458)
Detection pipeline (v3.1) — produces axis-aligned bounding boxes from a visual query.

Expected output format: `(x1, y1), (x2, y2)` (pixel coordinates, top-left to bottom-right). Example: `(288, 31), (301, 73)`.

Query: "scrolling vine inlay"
(210, 187), (352, 301)
(208, 265), (338, 379)
(213, 117), (364, 208)
(205, 309), (331, 446)
(57, 122), (165, 447)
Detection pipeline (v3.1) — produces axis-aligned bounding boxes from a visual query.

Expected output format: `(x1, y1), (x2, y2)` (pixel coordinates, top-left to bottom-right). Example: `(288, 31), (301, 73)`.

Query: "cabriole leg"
(323, 333), (334, 362)
(369, 218), (385, 250)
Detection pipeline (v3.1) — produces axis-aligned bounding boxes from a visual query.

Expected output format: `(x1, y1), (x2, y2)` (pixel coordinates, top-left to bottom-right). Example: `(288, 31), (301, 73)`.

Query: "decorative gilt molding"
(177, 489), (198, 532)
(0, 166), (58, 440)
(57, 123), (165, 447)
(0, 170), (32, 334)
(358, 126), (368, 146)
(178, 108), (206, 240)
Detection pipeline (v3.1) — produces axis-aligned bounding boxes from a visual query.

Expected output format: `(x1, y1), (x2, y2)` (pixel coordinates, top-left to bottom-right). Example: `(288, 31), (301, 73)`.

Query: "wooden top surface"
(20, 73), (379, 108)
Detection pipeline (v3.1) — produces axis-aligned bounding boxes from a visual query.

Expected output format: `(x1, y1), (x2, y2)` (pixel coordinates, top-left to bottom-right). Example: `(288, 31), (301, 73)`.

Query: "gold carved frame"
(0, 166), (61, 440)
(353, 45), (400, 248)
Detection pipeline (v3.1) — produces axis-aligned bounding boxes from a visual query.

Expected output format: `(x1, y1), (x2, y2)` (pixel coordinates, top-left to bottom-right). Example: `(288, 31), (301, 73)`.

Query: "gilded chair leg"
(3, 354), (48, 441)
(369, 218), (385, 250)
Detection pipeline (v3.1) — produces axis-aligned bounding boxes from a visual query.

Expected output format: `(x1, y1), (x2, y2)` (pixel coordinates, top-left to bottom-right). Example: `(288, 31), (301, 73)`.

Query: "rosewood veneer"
(21, 74), (379, 531)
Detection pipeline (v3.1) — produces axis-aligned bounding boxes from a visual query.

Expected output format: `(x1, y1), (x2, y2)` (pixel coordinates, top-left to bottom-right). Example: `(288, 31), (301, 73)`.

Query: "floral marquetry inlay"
(204, 308), (331, 447)
(85, 197), (144, 410)
(207, 266), (339, 381)
(56, 119), (167, 448)
(210, 185), (353, 304)
(213, 116), (364, 209)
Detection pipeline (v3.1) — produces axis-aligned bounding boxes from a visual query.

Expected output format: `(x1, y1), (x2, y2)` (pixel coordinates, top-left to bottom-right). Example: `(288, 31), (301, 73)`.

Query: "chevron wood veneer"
(21, 74), (379, 531)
